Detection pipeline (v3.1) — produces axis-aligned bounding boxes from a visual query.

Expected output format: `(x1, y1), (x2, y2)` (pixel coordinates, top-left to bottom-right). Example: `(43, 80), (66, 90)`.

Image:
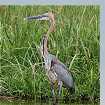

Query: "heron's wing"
(52, 61), (74, 88)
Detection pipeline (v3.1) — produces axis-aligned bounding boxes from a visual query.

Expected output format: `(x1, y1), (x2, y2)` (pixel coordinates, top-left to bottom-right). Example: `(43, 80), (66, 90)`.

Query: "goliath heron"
(25, 12), (75, 96)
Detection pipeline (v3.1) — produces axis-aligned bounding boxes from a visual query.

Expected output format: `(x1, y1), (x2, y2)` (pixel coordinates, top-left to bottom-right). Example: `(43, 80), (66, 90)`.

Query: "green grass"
(0, 5), (99, 102)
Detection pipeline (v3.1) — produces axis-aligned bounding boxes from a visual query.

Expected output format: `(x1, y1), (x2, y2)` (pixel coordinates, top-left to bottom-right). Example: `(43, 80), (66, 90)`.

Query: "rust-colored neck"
(40, 35), (48, 58)
(43, 35), (48, 57)
(40, 12), (55, 58)
(46, 12), (55, 35)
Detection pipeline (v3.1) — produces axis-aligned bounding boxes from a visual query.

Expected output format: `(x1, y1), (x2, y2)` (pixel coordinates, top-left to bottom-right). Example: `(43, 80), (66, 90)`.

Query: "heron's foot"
(52, 96), (59, 105)
(50, 89), (55, 98)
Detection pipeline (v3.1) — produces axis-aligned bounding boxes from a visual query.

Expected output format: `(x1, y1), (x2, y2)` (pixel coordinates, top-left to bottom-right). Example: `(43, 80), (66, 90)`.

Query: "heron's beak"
(24, 12), (55, 34)
(24, 13), (49, 21)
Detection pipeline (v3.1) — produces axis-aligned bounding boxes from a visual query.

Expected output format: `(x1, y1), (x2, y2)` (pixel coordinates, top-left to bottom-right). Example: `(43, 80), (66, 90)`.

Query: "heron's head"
(24, 12), (55, 34)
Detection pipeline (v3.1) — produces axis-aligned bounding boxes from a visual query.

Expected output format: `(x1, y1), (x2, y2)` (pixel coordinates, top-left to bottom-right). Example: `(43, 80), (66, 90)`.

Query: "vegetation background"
(0, 5), (99, 102)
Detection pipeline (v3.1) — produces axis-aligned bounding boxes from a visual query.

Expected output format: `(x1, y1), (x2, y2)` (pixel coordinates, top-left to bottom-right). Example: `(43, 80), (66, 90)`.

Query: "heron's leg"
(58, 81), (62, 96)
(50, 82), (55, 97)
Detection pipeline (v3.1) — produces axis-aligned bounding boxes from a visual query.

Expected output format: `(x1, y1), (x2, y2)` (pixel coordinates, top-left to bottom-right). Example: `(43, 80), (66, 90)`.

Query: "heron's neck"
(42, 36), (49, 57)
(47, 19), (55, 35)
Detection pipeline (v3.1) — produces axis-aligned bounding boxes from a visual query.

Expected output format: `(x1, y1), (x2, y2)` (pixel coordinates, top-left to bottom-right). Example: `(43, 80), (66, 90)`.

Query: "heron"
(24, 12), (75, 97)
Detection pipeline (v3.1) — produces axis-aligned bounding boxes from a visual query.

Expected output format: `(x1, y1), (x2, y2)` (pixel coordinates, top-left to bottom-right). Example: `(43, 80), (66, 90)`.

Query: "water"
(0, 99), (99, 105)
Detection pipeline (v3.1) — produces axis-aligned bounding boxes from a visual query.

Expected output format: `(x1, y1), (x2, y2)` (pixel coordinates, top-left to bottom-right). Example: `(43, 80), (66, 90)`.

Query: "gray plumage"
(49, 54), (74, 88)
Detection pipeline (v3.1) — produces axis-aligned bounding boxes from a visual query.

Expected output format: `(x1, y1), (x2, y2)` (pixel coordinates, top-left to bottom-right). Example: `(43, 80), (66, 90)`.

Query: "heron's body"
(43, 52), (74, 88)
(40, 35), (74, 92)
(25, 12), (75, 96)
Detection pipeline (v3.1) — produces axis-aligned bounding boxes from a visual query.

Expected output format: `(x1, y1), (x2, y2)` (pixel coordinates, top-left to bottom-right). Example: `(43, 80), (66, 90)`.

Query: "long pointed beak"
(24, 13), (49, 21)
